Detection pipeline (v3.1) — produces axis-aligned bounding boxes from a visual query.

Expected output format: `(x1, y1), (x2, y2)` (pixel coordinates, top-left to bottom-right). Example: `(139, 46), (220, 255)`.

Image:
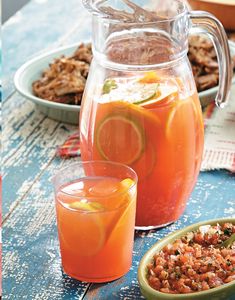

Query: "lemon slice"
(103, 178), (136, 239)
(105, 178), (136, 246)
(117, 178), (135, 203)
(68, 201), (104, 211)
(95, 115), (145, 165)
(58, 199), (105, 256)
(61, 212), (105, 256)
(165, 98), (197, 139)
(120, 178), (135, 190)
(119, 178), (136, 204)
(138, 72), (160, 84)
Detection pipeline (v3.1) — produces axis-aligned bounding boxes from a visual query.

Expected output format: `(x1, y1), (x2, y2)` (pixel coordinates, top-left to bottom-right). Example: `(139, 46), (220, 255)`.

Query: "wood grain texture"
(3, 156), (90, 299)
(3, 0), (235, 299)
(3, 93), (76, 218)
(3, 0), (90, 298)
(2, 0), (92, 217)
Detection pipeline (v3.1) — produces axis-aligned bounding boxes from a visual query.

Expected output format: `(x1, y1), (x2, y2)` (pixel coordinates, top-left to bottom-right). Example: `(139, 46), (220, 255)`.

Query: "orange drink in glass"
(53, 161), (137, 282)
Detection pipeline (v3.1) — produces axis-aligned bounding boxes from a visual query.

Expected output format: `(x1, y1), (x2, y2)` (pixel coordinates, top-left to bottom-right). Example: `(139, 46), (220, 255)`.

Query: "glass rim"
(53, 160), (138, 212)
(83, 0), (188, 25)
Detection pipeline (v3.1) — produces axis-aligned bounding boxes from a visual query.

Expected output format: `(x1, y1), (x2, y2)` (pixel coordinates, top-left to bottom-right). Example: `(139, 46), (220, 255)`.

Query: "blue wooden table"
(3, 1), (235, 299)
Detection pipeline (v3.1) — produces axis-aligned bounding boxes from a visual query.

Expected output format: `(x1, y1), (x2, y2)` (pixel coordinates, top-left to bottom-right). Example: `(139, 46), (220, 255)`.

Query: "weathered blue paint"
(3, 0), (235, 299)
(2, 100), (76, 217)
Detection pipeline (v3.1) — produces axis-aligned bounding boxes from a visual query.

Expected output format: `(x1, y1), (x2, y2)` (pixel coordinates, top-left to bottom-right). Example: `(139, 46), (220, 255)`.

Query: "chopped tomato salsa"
(147, 223), (235, 294)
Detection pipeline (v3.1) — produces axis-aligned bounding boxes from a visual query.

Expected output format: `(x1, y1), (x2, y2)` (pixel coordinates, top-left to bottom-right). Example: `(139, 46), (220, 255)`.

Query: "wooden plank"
(2, 88), (78, 219)
(3, 156), (90, 299)
(3, 0), (92, 220)
(3, 6), (92, 218)
(3, 11), (91, 165)
(3, 11), (91, 161)
(3, 104), (77, 218)
(84, 171), (235, 299)
(3, 96), (45, 161)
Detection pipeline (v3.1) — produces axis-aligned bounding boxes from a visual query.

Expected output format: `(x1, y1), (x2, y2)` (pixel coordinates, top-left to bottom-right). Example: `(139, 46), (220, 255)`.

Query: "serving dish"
(138, 218), (235, 300)
(188, 0), (235, 31)
(199, 40), (235, 107)
(14, 41), (235, 124)
(14, 43), (82, 125)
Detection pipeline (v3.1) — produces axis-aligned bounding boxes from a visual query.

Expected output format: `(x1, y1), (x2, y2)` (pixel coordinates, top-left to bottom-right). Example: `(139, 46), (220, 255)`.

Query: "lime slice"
(101, 80), (159, 104)
(138, 84), (178, 108)
(95, 115), (145, 165)
(129, 83), (159, 104)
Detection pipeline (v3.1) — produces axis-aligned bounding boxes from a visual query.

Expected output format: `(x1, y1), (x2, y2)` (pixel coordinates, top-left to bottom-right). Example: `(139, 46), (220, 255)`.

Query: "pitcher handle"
(189, 11), (233, 108)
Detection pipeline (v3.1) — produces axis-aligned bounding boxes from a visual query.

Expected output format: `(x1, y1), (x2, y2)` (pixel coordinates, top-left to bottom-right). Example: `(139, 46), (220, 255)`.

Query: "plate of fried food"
(189, 36), (235, 107)
(14, 43), (92, 124)
(14, 38), (235, 124)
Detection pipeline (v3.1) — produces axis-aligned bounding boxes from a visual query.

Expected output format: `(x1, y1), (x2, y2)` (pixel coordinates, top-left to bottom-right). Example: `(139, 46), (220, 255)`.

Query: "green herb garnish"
(175, 272), (181, 279)
(224, 228), (232, 235)
(226, 260), (232, 266)
(102, 79), (117, 94)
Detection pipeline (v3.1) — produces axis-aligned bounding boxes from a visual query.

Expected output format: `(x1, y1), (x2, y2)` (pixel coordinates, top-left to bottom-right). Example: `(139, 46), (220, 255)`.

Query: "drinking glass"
(53, 161), (137, 282)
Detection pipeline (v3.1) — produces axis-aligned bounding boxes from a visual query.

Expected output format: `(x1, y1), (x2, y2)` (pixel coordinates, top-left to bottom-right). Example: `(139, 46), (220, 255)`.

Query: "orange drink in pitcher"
(81, 73), (204, 227)
(80, 0), (232, 228)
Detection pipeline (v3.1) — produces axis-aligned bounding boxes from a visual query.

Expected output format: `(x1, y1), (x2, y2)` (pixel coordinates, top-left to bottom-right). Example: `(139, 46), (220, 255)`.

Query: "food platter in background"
(199, 40), (235, 107)
(14, 44), (83, 125)
(14, 41), (235, 125)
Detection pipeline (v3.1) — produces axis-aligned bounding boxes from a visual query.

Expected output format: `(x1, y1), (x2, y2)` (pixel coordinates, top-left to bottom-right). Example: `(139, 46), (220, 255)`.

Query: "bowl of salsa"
(138, 218), (235, 300)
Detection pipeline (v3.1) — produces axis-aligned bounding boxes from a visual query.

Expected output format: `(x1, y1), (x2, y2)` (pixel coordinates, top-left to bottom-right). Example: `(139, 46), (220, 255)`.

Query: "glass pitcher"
(80, 0), (232, 229)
